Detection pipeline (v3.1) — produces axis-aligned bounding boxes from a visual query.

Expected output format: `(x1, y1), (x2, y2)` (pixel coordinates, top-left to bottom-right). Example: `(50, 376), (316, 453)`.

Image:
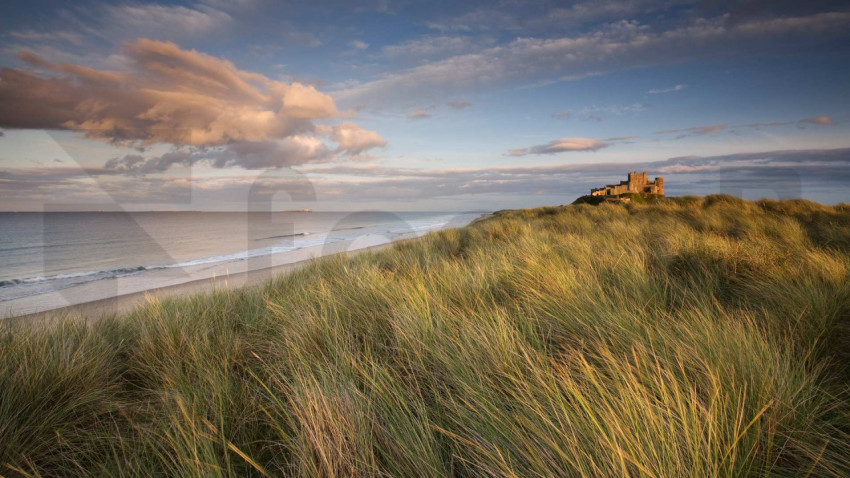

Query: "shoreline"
(2, 212), (491, 324)
(6, 243), (392, 325)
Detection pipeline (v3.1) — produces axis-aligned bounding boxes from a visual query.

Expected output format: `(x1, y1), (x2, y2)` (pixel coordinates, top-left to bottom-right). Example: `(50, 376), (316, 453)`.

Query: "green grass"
(2, 195), (850, 477)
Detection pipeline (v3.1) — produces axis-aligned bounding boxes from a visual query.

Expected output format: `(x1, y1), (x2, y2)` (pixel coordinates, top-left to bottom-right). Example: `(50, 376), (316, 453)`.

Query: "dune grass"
(2, 195), (850, 477)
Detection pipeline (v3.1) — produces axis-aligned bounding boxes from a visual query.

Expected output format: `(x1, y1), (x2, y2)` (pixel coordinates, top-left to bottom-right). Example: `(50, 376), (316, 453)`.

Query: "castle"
(590, 172), (664, 197)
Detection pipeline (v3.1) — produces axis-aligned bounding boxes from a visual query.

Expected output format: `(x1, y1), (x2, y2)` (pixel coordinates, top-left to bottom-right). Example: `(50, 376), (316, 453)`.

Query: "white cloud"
(507, 137), (609, 156)
(648, 84), (688, 94)
(327, 122), (387, 154)
(348, 40), (370, 50)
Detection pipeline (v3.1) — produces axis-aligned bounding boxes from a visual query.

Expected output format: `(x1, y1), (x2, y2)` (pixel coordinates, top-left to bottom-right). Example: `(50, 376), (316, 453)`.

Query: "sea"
(0, 211), (484, 317)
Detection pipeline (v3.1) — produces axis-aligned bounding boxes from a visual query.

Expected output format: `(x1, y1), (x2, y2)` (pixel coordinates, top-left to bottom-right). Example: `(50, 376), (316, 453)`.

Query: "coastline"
(6, 243), (392, 325)
(2, 212), (489, 324)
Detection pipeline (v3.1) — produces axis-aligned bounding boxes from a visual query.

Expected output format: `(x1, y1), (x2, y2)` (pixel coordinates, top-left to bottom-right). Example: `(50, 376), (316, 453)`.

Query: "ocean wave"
(257, 232), (311, 241)
(0, 266), (147, 288)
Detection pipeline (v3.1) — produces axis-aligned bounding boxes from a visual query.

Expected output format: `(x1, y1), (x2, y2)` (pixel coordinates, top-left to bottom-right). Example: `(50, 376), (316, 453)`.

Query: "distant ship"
(282, 209), (312, 213)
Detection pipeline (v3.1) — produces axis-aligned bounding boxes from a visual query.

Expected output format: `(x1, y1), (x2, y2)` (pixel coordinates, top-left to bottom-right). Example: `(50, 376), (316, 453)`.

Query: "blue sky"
(1, 0), (849, 211)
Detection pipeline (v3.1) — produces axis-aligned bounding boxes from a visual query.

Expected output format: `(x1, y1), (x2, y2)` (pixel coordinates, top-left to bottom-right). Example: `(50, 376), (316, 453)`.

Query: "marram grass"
(2, 195), (850, 477)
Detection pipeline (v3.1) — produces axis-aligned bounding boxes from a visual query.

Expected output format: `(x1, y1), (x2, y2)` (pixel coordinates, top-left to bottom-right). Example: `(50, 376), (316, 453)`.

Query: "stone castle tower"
(590, 171), (664, 197)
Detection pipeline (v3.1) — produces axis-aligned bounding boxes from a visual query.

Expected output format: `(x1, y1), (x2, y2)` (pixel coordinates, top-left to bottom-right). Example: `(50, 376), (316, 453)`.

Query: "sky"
(1, 0), (849, 211)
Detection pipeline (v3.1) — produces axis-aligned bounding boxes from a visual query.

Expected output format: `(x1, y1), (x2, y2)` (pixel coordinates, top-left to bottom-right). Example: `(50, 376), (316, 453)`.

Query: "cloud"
(103, 3), (234, 41)
(800, 116), (834, 125)
(648, 84), (688, 94)
(100, 123), (387, 175)
(740, 121), (791, 128)
(426, 0), (699, 34)
(104, 151), (195, 175)
(5, 148), (850, 209)
(8, 30), (86, 46)
(407, 109), (432, 119)
(0, 39), (388, 174)
(547, 0), (696, 28)
(507, 137), (610, 156)
(327, 122), (388, 154)
(380, 36), (484, 59)
(656, 124), (729, 138)
(285, 31), (323, 48)
(425, 8), (515, 33)
(447, 101), (472, 110)
(579, 103), (650, 120)
(1, 2), (241, 71)
(224, 138), (332, 168)
(334, 11), (850, 107)
(0, 39), (373, 148)
(655, 115), (835, 138)
(197, 0), (262, 12)
(103, 137), (334, 175)
(348, 40), (370, 50)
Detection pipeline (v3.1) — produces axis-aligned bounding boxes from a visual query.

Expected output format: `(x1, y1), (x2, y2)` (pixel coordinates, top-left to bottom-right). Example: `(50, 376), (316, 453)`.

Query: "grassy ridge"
(2, 195), (850, 477)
